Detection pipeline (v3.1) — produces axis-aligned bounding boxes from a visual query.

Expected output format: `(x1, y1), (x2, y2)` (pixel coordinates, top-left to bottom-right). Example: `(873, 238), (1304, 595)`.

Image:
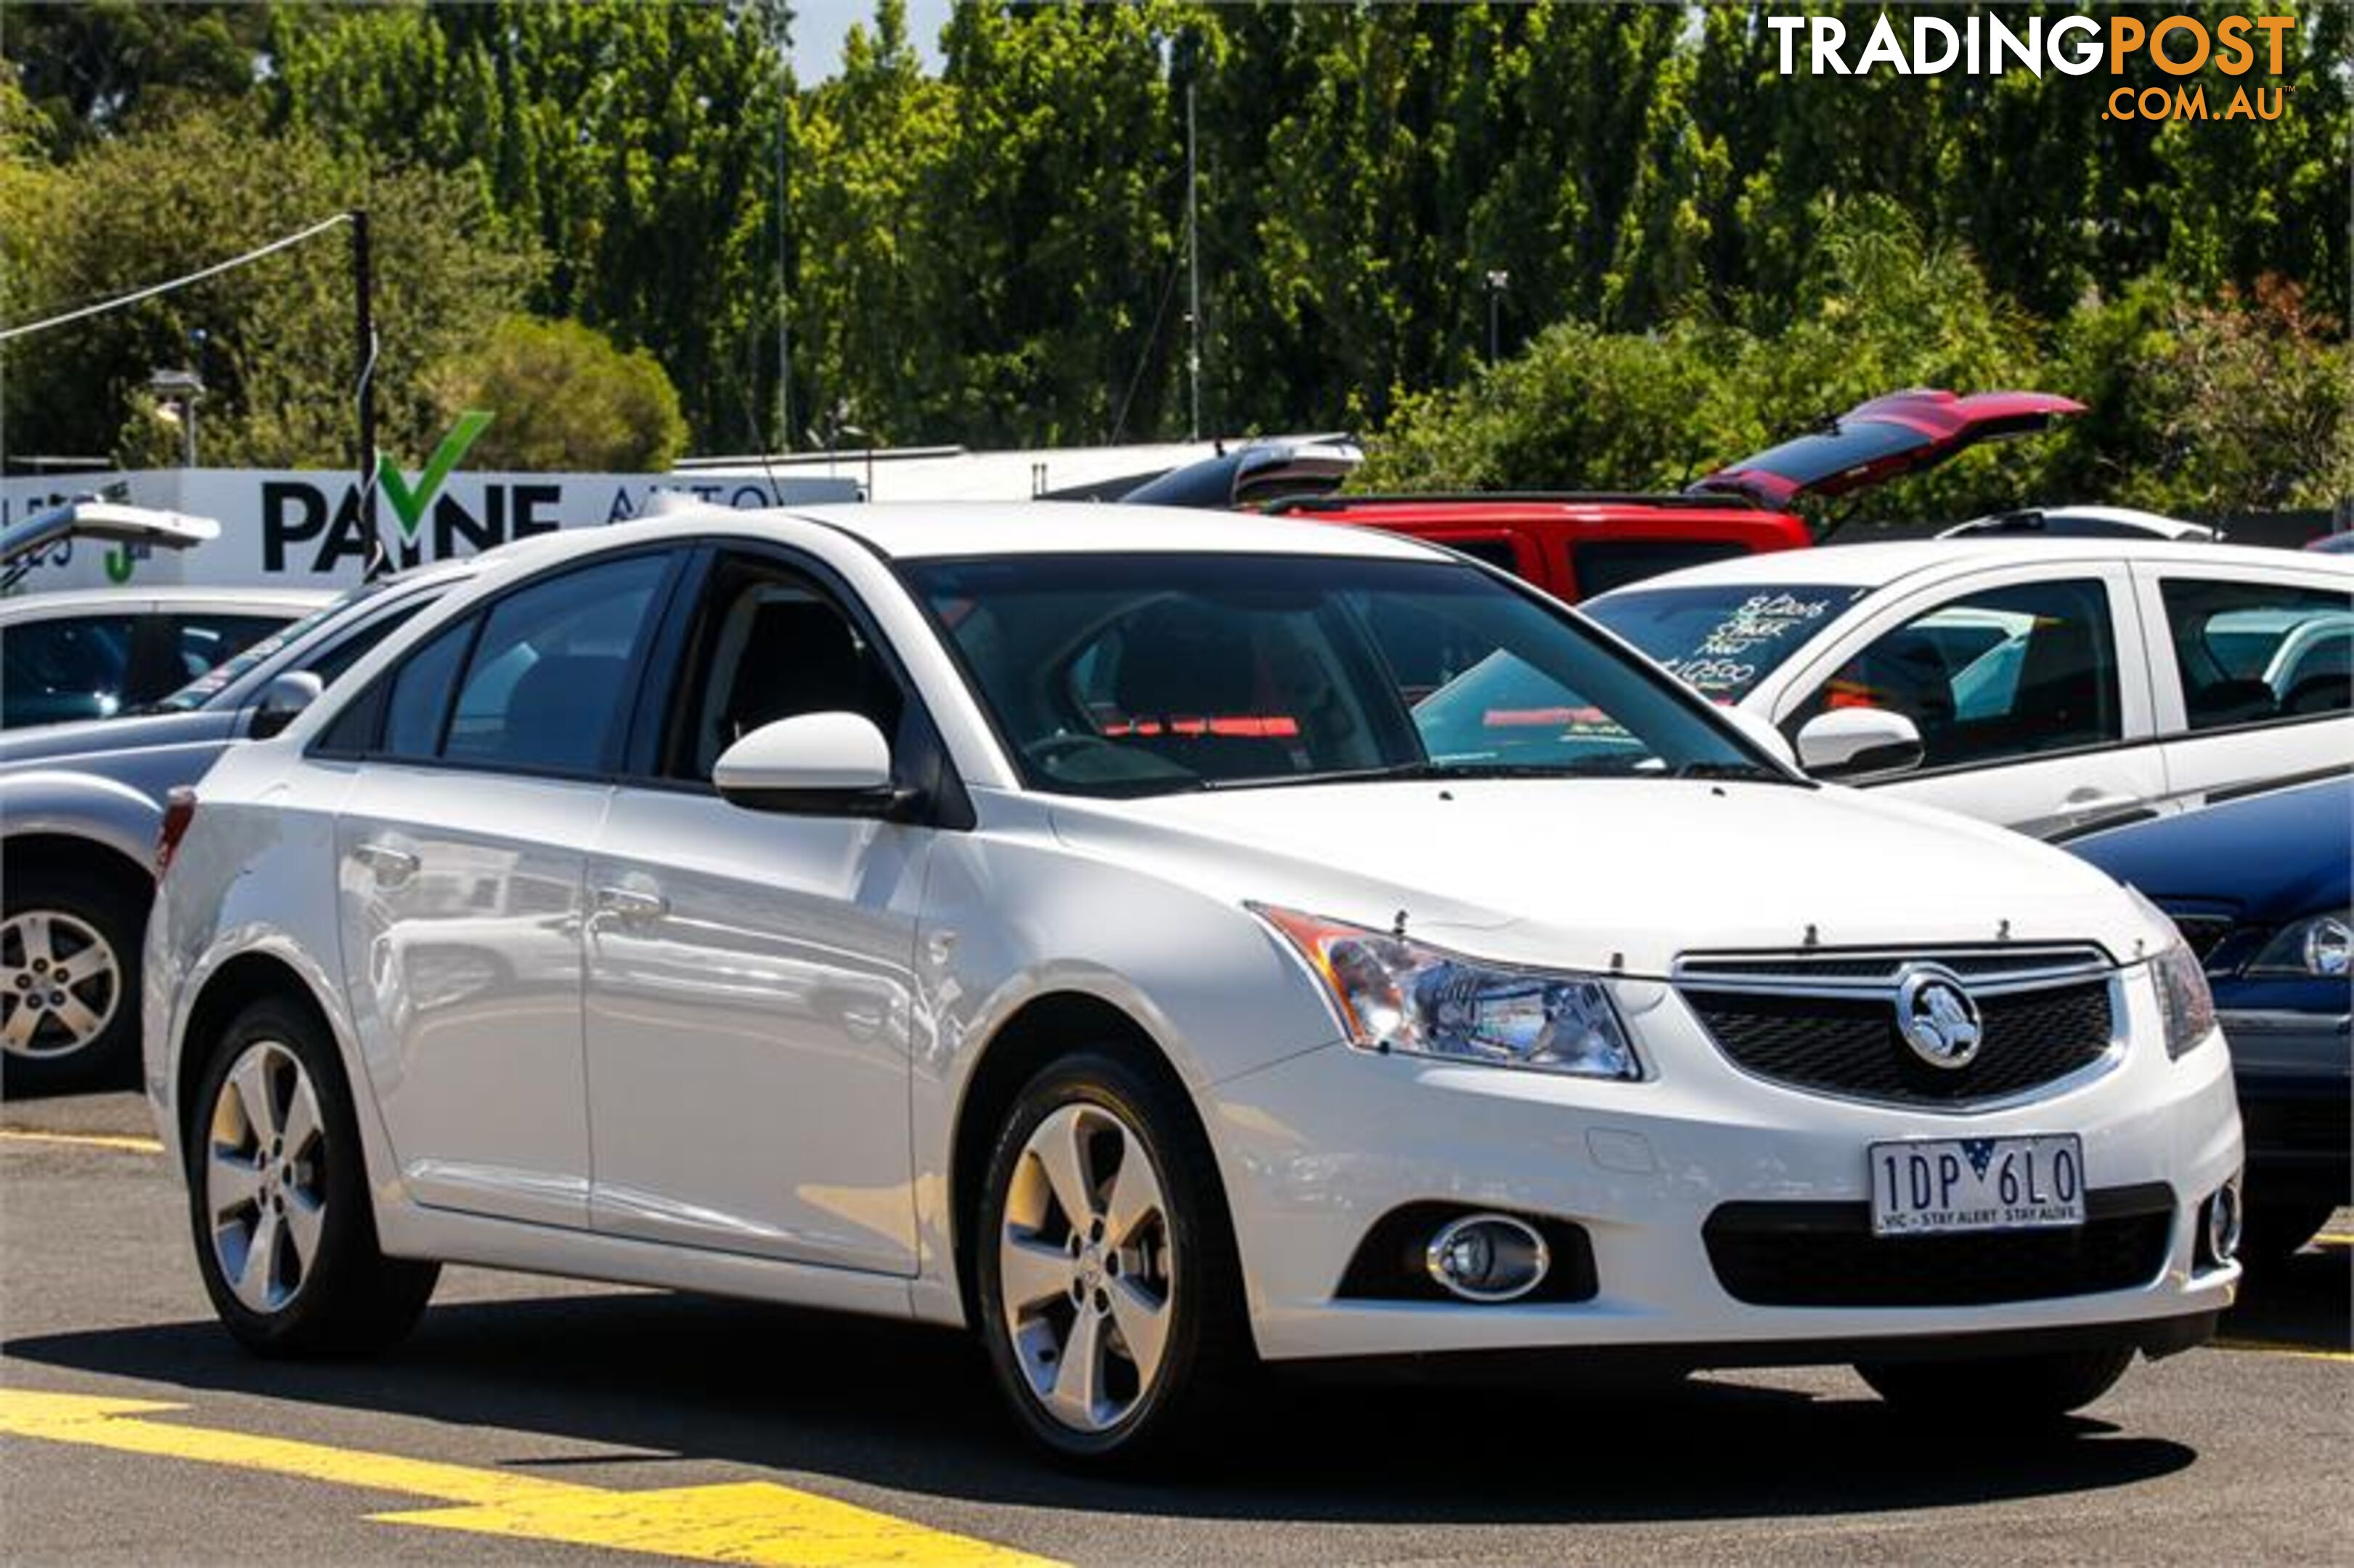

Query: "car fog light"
(2204, 1177), (2243, 1266)
(1425, 1214), (1550, 1302)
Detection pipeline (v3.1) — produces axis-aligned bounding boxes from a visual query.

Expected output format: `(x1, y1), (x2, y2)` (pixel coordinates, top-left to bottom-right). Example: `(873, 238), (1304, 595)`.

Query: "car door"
(582, 547), (935, 1274)
(2135, 560), (2354, 811)
(327, 550), (680, 1229)
(1770, 562), (2162, 837)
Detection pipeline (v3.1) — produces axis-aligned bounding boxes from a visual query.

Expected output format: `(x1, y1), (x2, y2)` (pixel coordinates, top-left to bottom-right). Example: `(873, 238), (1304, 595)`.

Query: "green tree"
(431, 314), (687, 472)
(269, 0), (789, 452)
(786, 0), (957, 444)
(4, 0), (269, 152)
(0, 107), (539, 469)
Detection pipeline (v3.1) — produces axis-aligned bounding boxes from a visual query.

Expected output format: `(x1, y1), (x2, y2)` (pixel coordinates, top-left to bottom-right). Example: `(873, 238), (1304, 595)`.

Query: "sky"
(789, 0), (951, 79)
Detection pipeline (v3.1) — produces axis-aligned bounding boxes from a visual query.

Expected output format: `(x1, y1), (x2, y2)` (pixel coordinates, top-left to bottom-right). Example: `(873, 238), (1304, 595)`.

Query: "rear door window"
(2158, 578), (2352, 728)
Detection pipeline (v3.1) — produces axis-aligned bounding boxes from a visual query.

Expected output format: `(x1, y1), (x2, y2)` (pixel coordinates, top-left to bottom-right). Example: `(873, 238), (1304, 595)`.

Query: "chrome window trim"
(1671, 944), (2114, 999)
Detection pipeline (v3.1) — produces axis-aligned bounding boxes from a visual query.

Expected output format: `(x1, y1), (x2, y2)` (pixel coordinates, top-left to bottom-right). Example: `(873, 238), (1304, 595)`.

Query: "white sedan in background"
(149, 505), (2239, 1465)
(1, 585), (327, 730)
(1584, 539), (2353, 838)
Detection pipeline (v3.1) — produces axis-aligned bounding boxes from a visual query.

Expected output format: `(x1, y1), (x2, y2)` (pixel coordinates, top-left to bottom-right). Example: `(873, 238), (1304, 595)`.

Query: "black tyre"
(0, 861), (144, 1096)
(185, 997), (439, 1356)
(974, 1048), (1253, 1467)
(1857, 1346), (2135, 1426)
(2239, 1199), (2338, 1268)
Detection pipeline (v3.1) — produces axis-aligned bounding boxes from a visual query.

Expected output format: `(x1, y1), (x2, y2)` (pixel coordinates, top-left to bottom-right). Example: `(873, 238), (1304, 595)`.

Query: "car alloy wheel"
(997, 1101), (1176, 1434)
(0, 910), (119, 1061)
(204, 1039), (330, 1315)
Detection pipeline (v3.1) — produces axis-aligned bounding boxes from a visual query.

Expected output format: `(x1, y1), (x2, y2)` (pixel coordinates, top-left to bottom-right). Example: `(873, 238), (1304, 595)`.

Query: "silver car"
(0, 560), (485, 1093)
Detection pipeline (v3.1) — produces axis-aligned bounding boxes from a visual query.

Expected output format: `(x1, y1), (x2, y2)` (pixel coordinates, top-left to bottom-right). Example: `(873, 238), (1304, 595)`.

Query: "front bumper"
(2223, 1006), (2352, 1208)
(1207, 971), (2241, 1363)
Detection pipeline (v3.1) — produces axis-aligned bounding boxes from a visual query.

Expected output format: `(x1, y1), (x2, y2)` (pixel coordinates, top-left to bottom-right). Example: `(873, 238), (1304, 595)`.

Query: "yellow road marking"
(0, 1128), (163, 1154)
(2314, 1233), (2353, 1248)
(2213, 1339), (2354, 1363)
(0, 1390), (1054, 1566)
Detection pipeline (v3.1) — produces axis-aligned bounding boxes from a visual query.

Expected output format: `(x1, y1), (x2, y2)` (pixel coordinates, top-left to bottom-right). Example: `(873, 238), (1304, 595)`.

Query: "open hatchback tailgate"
(1690, 389), (2085, 508)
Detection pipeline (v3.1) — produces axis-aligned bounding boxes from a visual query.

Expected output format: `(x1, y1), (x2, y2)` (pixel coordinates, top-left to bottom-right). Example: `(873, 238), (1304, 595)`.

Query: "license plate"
(1868, 1135), (2086, 1237)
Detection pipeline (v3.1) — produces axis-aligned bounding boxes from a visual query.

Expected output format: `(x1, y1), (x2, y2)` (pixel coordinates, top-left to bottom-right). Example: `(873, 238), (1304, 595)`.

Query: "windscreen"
(905, 553), (1780, 798)
(1584, 582), (1870, 703)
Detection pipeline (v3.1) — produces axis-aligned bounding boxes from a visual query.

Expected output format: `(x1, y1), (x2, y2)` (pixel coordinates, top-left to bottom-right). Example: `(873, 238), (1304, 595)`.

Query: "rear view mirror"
(250, 671), (324, 740)
(1794, 709), (1924, 780)
(714, 711), (911, 817)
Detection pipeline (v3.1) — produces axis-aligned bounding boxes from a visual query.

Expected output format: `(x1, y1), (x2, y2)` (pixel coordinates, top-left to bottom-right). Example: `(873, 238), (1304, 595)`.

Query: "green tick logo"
(377, 411), (494, 541)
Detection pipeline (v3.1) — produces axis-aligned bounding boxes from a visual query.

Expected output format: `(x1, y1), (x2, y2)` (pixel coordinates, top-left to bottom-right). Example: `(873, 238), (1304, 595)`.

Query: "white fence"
(0, 467), (859, 592)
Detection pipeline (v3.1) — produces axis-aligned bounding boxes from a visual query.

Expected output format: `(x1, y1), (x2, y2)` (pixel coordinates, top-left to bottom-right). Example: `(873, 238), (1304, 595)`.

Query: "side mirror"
(713, 711), (910, 817)
(249, 671), (324, 739)
(1720, 706), (1799, 772)
(1794, 708), (1925, 780)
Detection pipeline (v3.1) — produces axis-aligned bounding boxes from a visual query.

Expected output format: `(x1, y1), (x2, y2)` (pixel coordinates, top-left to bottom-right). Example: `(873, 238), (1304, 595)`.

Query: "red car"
(1268, 389), (2085, 601)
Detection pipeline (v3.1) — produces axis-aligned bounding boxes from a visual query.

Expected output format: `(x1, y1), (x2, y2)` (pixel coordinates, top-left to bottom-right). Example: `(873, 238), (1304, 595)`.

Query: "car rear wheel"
(0, 875), (141, 1096)
(974, 1050), (1250, 1467)
(187, 997), (438, 1356)
(1856, 1346), (2134, 1426)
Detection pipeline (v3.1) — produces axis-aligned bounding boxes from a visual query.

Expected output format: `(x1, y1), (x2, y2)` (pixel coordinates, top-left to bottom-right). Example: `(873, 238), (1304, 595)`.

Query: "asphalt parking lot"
(1, 1091), (2346, 1567)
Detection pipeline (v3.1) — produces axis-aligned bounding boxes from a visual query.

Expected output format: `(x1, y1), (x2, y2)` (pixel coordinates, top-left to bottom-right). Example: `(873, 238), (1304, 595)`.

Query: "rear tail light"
(155, 787), (198, 875)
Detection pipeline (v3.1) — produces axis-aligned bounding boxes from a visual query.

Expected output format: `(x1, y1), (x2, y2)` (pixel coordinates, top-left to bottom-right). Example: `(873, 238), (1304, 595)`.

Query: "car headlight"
(2151, 941), (2218, 1059)
(1250, 904), (1641, 1079)
(2246, 912), (2352, 979)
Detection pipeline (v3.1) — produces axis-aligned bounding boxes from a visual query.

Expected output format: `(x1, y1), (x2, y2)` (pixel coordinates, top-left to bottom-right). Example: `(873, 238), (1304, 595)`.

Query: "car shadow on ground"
(4, 1289), (2222, 1526)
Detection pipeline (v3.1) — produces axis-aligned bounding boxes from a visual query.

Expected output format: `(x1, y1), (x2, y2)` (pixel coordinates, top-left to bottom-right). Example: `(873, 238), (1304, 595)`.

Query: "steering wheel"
(1023, 732), (1120, 769)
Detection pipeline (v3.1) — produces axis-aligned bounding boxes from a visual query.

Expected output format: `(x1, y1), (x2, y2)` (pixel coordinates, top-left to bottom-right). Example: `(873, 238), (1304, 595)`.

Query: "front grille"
(1673, 946), (2119, 1108)
(1704, 1185), (2175, 1307)
(1684, 980), (2114, 1106)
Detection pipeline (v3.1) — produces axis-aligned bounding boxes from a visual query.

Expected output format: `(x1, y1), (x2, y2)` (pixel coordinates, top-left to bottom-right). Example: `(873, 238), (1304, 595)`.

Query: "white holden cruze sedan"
(147, 505), (2242, 1465)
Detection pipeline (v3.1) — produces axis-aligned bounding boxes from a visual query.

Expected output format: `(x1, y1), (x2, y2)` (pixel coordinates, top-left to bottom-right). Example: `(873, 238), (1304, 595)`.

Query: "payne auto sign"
(0, 462), (858, 592)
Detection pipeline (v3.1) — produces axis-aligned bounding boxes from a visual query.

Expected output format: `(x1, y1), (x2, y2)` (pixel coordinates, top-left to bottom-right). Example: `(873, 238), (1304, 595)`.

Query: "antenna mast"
(1185, 81), (1202, 443)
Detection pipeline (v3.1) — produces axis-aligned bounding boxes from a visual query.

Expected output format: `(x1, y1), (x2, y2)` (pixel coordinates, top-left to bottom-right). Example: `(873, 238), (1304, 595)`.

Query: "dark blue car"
(2072, 779), (2351, 1262)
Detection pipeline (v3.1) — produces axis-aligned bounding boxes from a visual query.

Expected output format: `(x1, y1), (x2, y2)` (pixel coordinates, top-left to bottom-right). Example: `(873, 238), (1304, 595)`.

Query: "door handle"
(592, 885), (669, 926)
(350, 841), (419, 887)
(2058, 791), (2138, 818)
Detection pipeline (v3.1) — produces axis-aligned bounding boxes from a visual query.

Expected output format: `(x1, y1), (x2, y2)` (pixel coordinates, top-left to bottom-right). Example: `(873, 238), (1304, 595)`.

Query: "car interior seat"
(1109, 603), (1295, 782)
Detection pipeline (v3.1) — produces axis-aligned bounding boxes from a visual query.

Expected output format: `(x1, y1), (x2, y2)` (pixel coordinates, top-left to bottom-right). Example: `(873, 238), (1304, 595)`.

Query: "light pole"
(839, 423), (876, 498)
(1483, 270), (1511, 364)
(148, 367), (203, 467)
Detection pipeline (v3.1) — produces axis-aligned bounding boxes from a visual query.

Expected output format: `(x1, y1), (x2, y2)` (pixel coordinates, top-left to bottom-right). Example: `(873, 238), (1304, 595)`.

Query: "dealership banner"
(0, 466), (859, 593)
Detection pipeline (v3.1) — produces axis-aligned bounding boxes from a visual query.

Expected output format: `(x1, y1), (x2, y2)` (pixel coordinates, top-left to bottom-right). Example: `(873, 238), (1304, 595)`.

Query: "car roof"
(776, 501), (1449, 562)
(1589, 537), (2354, 595)
(0, 585), (330, 618)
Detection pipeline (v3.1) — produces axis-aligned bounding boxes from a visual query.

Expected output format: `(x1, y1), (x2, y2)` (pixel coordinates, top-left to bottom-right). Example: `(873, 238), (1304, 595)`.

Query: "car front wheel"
(187, 997), (439, 1356)
(1856, 1345), (2135, 1426)
(974, 1050), (1250, 1466)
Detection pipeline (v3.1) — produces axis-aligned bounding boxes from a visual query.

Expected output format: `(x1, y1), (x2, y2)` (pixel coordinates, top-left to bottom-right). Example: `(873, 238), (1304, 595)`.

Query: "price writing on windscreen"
(1661, 592), (1836, 695)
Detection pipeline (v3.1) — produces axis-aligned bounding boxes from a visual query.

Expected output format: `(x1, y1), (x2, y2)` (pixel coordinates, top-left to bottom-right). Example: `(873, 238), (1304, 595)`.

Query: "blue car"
(2072, 779), (2351, 1262)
